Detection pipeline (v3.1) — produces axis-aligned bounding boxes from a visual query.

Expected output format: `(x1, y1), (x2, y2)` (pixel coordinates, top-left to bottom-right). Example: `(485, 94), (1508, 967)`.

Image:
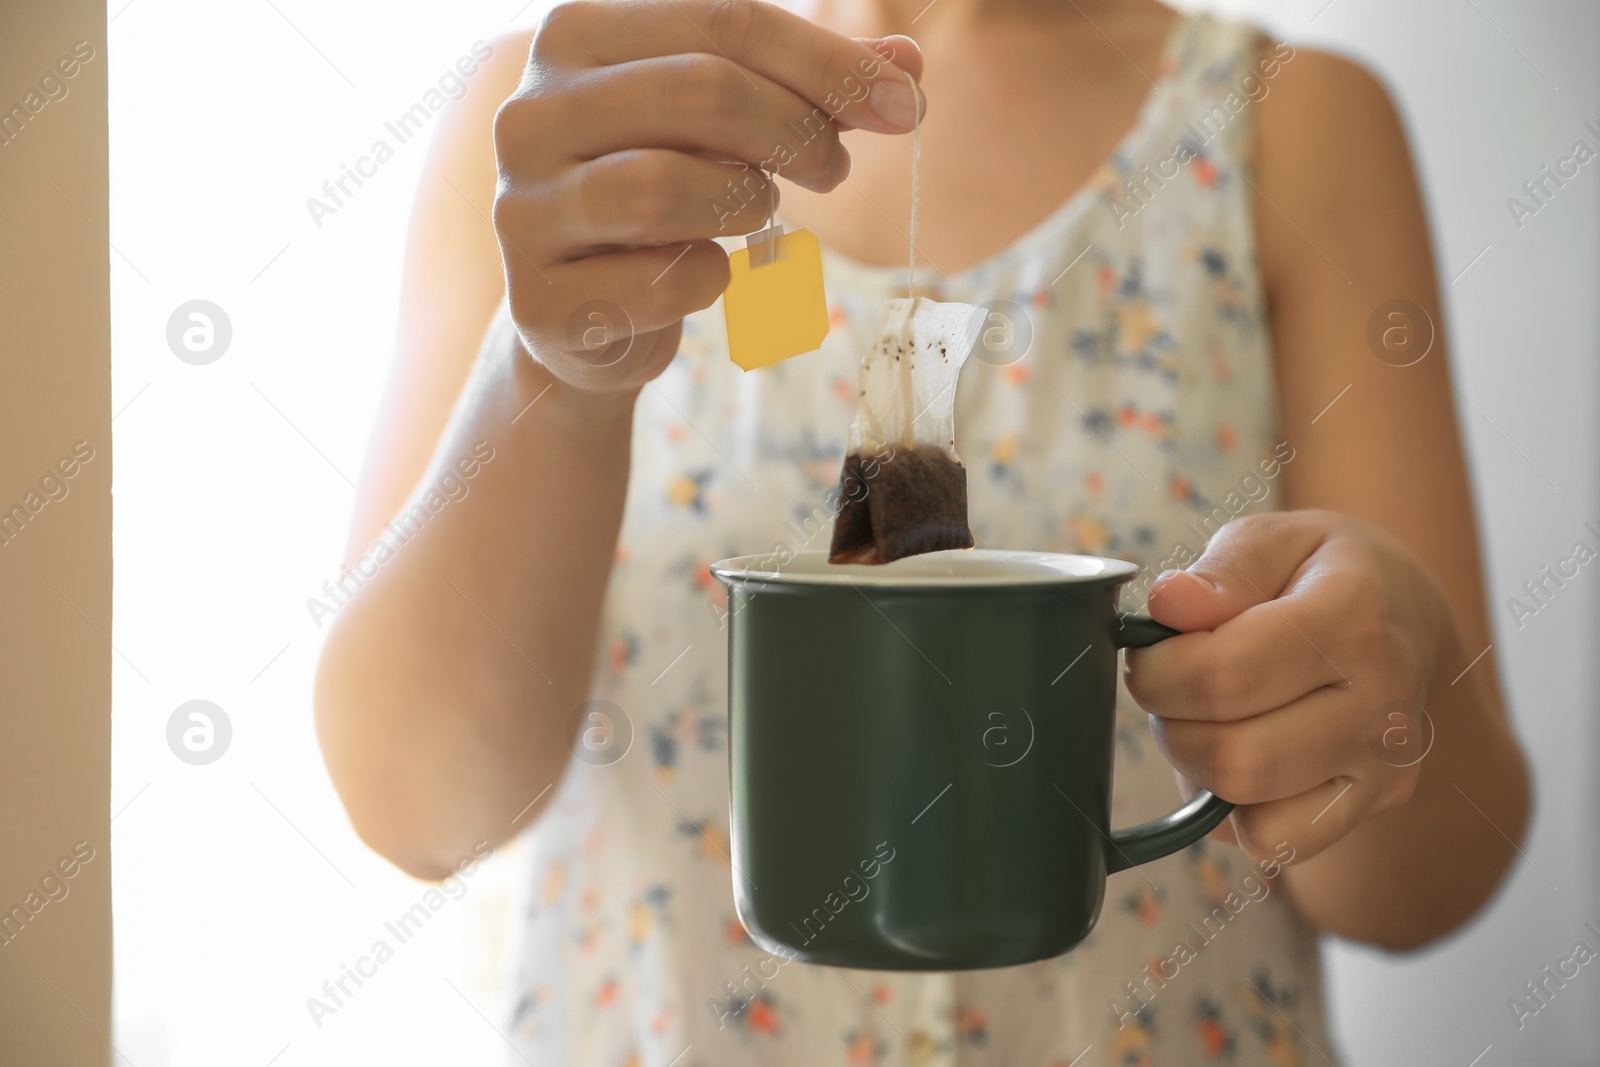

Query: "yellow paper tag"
(722, 228), (830, 371)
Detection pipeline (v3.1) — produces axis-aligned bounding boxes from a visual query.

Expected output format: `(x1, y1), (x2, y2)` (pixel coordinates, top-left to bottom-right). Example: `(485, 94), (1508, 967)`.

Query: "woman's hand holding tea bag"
(317, 14), (924, 879)
(1124, 509), (1528, 948)
(491, 1), (923, 394)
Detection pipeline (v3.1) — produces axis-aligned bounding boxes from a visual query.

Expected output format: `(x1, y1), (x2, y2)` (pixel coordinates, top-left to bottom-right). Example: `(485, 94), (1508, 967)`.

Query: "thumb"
(1147, 513), (1325, 632)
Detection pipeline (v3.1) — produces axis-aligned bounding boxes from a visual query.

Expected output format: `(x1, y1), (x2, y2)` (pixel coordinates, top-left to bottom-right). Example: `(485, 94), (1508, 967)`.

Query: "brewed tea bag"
(828, 296), (986, 564)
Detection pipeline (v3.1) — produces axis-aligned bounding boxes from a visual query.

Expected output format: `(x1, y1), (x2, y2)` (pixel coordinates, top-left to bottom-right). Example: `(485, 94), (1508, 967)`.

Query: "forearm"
(1282, 621), (1531, 950)
(314, 308), (639, 879)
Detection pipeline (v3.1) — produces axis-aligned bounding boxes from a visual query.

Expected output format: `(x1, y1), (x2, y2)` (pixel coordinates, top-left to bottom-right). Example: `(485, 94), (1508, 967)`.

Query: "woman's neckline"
(784, 9), (1202, 295)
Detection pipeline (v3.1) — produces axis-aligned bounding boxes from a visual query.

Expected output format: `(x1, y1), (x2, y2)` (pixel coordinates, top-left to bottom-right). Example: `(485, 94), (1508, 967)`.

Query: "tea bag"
(828, 296), (986, 564)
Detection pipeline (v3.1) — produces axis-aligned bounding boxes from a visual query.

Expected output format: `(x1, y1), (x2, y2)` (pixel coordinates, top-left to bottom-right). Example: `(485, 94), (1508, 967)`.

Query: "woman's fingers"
(1126, 512), (1340, 722)
(1177, 765), (1402, 868)
(1127, 514), (1423, 725)
(534, 0), (921, 136)
(503, 240), (728, 392)
(860, 35), (922, 84)
(1144, 512), (1329, 633)
(550, 149), (779, 251)
(1228, 775), (1373, 866)
(1125, 589), (1350, 722)
(522, 239), (730, 340)
(1150, 686), (1359, 805)
(557, 55), (849, 192)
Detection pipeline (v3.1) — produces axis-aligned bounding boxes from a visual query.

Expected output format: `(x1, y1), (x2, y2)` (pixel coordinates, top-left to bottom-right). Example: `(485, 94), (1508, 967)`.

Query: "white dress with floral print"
(508, 13), (1337, 1067)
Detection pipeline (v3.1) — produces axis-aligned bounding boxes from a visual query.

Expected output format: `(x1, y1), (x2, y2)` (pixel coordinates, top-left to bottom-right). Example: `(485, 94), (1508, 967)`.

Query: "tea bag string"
(765, 162), (777, 231)
(906, 70), (921, 300)
(899, 71), (922, 449)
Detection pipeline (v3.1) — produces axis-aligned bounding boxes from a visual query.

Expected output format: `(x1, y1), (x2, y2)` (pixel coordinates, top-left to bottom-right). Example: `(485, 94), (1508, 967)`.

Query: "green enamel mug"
(710, 548), (1233, 971)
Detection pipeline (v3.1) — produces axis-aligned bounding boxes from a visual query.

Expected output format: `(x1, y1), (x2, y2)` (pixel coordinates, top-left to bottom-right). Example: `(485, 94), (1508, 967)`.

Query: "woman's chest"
(618, 267), (1273, 573)
(772, 18), (1180, 273)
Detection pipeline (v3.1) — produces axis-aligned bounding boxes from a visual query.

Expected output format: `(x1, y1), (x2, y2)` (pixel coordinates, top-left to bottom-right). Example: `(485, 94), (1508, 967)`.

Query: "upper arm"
(1251, 45), (1504, 704)
(344, 31), (535, 562)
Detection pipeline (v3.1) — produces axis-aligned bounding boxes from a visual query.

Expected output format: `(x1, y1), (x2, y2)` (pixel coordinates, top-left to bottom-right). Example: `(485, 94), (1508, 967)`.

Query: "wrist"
(508, 333), (641, 435)
(543, 371), (641, 428)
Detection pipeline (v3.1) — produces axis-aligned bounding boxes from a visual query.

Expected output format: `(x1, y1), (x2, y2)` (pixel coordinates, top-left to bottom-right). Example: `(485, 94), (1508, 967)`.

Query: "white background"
(108, 1), (532, 1063)
(108, 0), (1597, 1064)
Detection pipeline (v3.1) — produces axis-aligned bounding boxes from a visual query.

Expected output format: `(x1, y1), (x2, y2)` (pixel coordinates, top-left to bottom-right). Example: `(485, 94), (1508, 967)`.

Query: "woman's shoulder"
(1251, 35), (1403, 136)
(1180, 13), (1398, 124)
(1244, 34), (1420, 297)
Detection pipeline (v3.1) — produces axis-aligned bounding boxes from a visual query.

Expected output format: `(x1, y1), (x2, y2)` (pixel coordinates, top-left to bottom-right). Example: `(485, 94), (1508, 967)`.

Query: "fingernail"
(868, 78), (919, 130)
(857, 35), (906, 63)
(1157, 568), (1216, 591)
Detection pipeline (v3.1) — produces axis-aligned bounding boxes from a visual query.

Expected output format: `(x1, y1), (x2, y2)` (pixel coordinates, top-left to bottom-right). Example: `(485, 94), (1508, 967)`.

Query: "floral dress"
(508, 12), (1337, 1067)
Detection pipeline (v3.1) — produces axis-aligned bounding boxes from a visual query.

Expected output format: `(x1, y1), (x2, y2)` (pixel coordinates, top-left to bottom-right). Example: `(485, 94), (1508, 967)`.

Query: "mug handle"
(1103, 614), (1235, 874)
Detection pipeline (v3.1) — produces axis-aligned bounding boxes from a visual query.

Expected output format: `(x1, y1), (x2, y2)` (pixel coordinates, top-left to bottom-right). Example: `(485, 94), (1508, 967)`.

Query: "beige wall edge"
(0, 2), (114, 1062)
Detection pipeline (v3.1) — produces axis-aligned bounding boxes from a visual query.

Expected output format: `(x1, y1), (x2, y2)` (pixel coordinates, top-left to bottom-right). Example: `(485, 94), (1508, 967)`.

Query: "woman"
(314, 0), (1530, 1062)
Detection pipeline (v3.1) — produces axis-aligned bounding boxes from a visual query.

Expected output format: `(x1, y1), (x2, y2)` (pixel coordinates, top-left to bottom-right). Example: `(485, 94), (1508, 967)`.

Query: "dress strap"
(1139, 14), (1276, 171)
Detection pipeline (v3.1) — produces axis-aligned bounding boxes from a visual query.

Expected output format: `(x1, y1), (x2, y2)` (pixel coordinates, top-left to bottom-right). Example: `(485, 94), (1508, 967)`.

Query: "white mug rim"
(710, 548), (1140, 589)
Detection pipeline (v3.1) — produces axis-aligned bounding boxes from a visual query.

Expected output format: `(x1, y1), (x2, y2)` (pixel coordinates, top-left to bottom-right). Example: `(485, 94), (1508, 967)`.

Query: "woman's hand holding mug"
(1128, 509), (1455, 867)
